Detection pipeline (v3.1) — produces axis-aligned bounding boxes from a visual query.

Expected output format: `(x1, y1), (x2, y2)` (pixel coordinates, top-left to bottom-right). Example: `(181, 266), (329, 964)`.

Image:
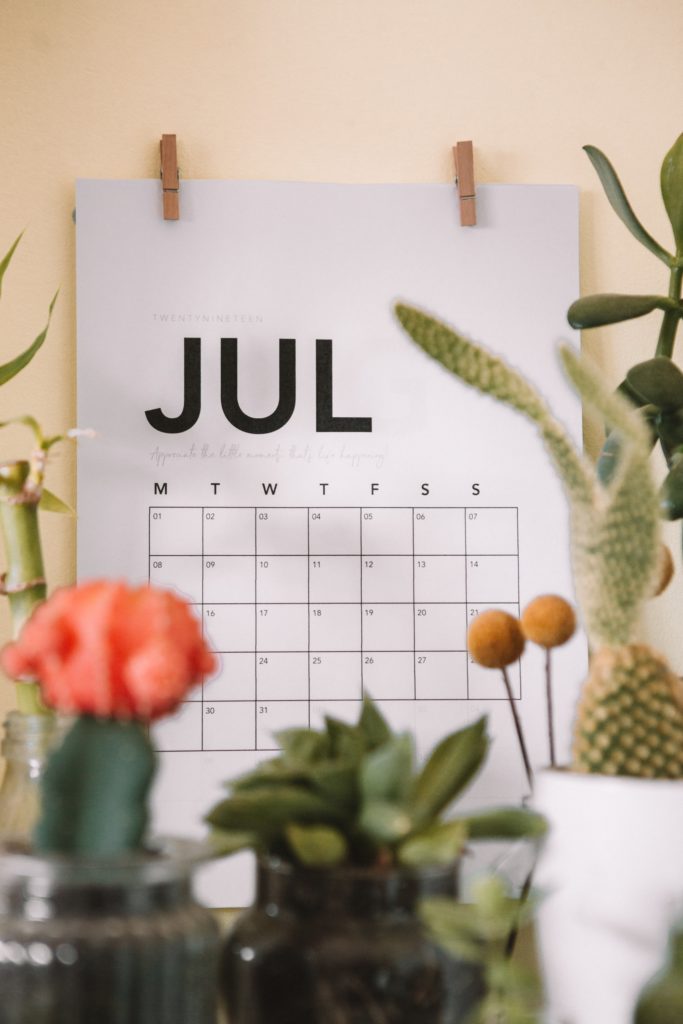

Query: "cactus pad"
(572, 645), (683, 778)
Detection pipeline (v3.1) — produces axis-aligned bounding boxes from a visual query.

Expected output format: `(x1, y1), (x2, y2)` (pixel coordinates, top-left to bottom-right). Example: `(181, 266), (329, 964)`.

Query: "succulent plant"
(567, 138), (683, 529)
(207, 698), (545, 868)
(422, 875), (542, 1024)
(395, 304), (683, 777)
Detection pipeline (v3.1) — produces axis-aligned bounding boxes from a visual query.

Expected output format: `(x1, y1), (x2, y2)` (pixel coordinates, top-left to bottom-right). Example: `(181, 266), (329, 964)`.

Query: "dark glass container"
(0, 838), (219, 1024)
(222, 857), (483, 1024)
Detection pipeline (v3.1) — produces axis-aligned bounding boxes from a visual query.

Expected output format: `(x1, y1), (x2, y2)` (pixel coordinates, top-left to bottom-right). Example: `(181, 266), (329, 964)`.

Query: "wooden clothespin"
(453, 141), (476, 227)
(160, 134), (180, 220)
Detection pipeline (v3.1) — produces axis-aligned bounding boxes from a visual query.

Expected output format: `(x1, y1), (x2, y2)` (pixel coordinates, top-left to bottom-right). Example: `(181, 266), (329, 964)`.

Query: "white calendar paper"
(76, 179), (586, 906)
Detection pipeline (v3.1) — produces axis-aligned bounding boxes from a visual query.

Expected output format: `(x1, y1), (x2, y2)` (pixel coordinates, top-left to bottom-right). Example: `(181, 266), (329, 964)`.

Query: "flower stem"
(501, 667), (533, 791)
(0, 461), (48, 714)
(545, 648), (556, 768)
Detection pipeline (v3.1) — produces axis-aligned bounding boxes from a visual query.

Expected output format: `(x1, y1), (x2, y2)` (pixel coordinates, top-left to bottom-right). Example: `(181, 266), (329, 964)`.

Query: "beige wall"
(0, 0), (681, 729)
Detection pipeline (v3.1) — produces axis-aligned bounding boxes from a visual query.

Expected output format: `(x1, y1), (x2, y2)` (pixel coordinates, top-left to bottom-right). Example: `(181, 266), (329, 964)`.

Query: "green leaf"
(208, 829), (257, 857)
(626, 357), (683, 410)
(39, 488), (74, 515)
(0, 290), (58, 387)
(358, 800), (414, 845)
(0, 414), (43, 443)
(584, 145), (672, 266)
(424, 879), (537, 951)
(276, 727), (330, 764)
(398, 820), (467, 866)
(410, 717), (489, 822)
(360, 734), (413, 805)
(617, 378), (651, 408)
(655, 410), (683, 462)
(597, 429), (624, 486)
(420, 898), (486, 962)
(357, 695), (392, 749)
(598, 404), (657, 485)
(285, 823), (348, 866)
(325, 715), (365, 762)
(206, 785), (341, 834)
(231, 759), (310, 791)
(660, 457), (683, 519)
(567, 293), (675, 329)
(305, 761), (357, 811)
(661, 134), (683, 254)
(457, 807), (547, 841)
(0, 233), (23, 299)
(35, 717), (156, 855)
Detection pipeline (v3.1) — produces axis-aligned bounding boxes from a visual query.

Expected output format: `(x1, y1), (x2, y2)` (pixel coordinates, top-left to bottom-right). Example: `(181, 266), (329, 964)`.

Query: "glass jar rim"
(0, 836), (213, 887)
(257, 853), (460, 882)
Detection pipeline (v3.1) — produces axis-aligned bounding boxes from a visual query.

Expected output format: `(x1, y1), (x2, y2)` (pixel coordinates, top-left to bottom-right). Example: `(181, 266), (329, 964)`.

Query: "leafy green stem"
(0, 462), (48, 715)
(655, 266), (683, 358)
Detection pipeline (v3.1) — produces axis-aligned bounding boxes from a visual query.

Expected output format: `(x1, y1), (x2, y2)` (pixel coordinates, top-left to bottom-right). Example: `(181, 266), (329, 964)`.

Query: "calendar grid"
(359, 506), (364, 702)
(149, 505), (522, 753)
(200, 507), (205, 749)
(252, 507), (257, 748)
(464, 506), (470, 699)
(306, 506), (311, 727)
(411, 508), (417, 700)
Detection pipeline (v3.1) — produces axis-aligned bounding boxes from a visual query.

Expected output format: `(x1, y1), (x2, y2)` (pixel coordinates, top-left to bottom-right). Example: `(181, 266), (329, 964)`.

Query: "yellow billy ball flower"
(651, 544), (674, 598)
(468, 610), (525, 669)
(521, 595), (576, 649)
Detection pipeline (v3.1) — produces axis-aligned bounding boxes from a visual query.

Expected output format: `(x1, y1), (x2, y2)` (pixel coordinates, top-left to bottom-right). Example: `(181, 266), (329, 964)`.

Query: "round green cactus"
(573, 645), (683, 778)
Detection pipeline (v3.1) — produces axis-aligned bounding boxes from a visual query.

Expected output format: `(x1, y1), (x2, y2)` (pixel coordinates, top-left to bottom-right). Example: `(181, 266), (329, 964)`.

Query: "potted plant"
(566, 136), (683, 515)
(394, 303), (683, 1024)
(0, 579), (220, 1024)
(422, 875), (543, 1024)
(207, 699), (546, 1024)
(0, 233), (76, 841)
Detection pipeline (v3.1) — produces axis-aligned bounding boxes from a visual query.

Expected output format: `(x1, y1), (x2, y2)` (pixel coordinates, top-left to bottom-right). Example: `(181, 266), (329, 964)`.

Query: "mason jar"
(0, 837), (220, 1023)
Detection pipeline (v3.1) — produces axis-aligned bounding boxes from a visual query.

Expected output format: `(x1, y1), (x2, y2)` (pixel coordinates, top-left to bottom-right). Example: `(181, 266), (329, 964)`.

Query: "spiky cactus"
(396, 304), (683, 777)
(574, 645), (683, 777)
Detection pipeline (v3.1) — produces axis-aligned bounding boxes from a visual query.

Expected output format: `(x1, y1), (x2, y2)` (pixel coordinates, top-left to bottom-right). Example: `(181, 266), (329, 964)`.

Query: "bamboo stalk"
(0, 461), (48, 715)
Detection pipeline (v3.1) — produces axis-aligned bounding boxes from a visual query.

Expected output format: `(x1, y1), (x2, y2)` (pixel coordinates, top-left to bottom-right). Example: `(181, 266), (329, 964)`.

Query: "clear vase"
(0, 837), (220, 1023)
(0, 711), (64, 843)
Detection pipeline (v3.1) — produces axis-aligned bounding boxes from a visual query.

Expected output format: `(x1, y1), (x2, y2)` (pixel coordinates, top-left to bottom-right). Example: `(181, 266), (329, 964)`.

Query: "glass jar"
(222, 857), (483, 1024)
(0, 711), (66, 843)
(0, 837), (220, 1023)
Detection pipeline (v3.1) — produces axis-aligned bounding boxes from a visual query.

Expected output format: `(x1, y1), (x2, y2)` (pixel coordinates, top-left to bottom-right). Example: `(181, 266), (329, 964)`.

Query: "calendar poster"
(76, 179), (585, 906)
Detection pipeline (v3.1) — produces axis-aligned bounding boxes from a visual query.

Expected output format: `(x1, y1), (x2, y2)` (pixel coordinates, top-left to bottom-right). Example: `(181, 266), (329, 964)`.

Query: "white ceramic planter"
(533, 769), (683, 1024)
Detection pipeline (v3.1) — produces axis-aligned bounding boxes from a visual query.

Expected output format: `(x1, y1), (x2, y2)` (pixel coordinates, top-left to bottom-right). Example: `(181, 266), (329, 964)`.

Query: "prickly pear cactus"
(573, 645), (683, 778)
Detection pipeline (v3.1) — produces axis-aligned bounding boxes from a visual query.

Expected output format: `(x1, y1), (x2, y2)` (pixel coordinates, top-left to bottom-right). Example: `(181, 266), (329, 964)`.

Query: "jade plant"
(396, 305), (683, 778)
(207, 698), (545, 869)
(0, 234), (71, 715)
(567, 137), (683, 526)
